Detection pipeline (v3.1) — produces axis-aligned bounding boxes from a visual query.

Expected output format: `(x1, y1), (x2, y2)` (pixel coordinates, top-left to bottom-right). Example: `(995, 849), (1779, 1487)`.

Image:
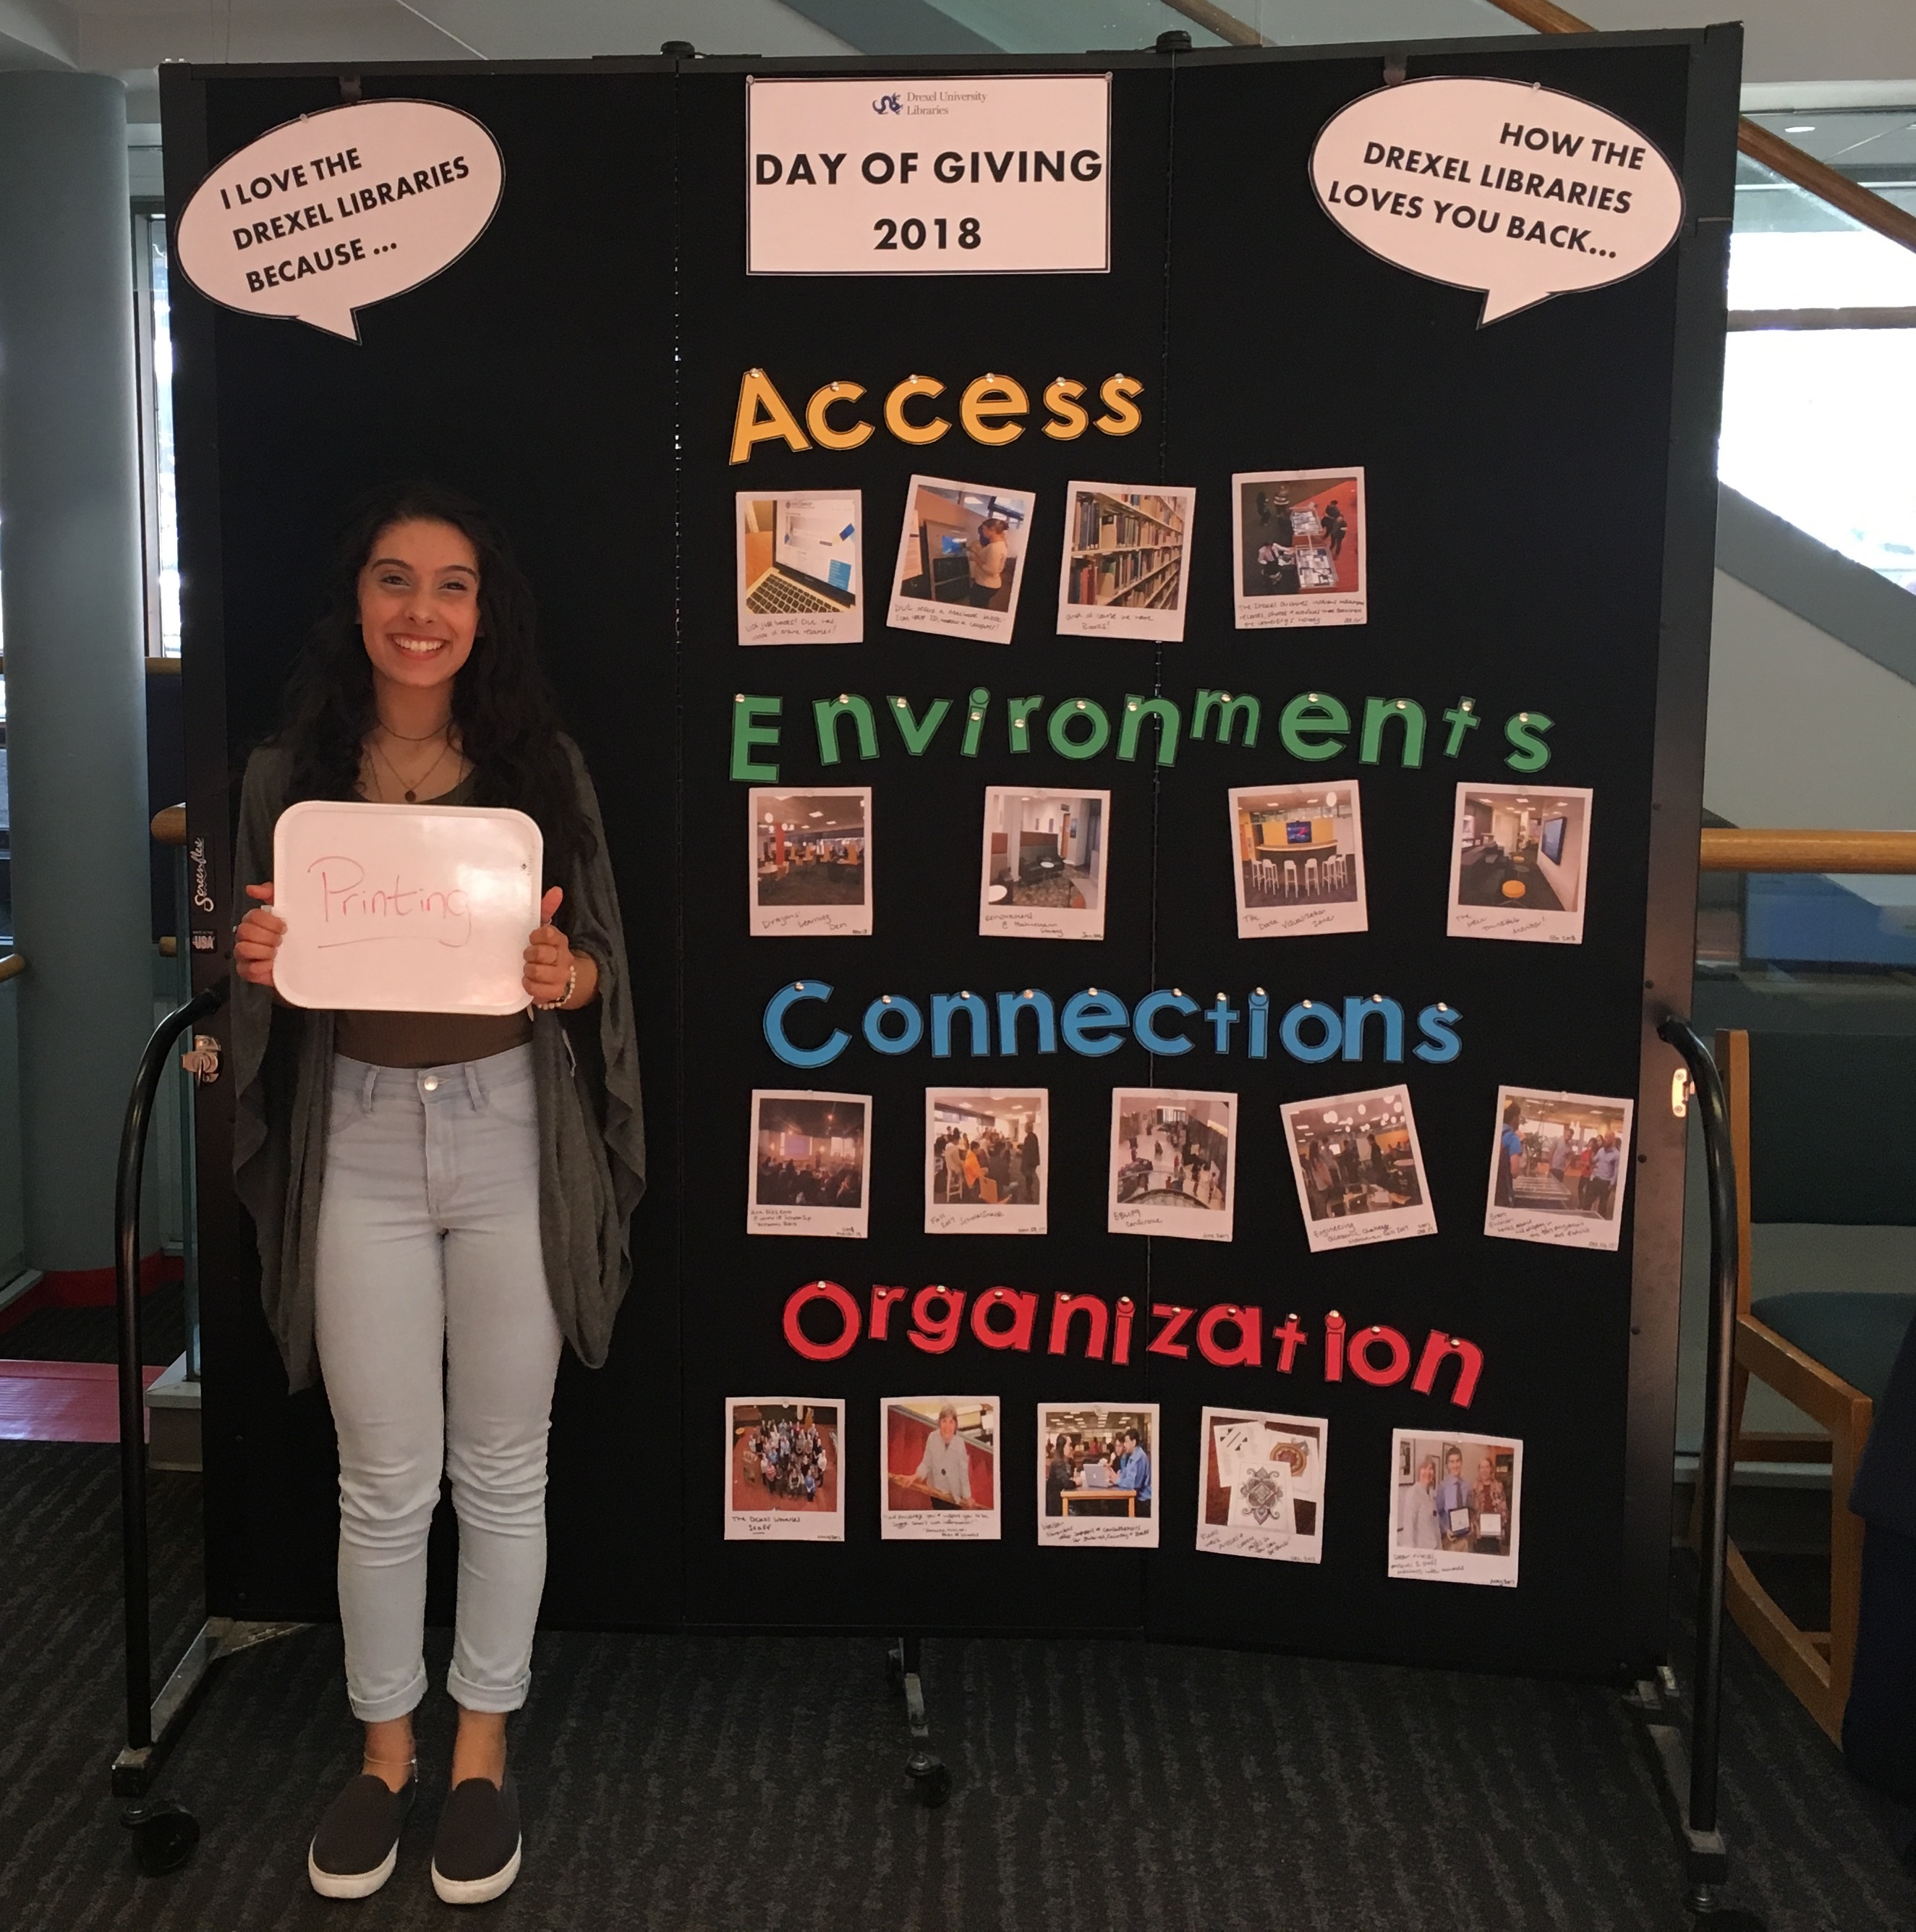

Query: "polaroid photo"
(926, 1089), (1047, 1236)
(746, 1090), (870, 1239)
(1228, 781), (1368, 938)
(880, 1397), (1000, 1541)
(1055, 483), (1196, 642)
(979, 787), (1110, 941)
(747, 788), (872, 938)
(1389, 1430), (1523, 1588)
(725, 1398), (844, 1542)
(736, 491), (863, 645)
(1108, 1090), (1236, 1242)
(1485, 1086), (1634, 1253)
(1231, 469), (1366, 629)
(1280, 1084), (1436, 1254)
(1038, 1403), (1160, 1549)
(887, 476), (1036, 644)
(1196, 1408), (1328, 1565)
(1447, 783), (1593, 945)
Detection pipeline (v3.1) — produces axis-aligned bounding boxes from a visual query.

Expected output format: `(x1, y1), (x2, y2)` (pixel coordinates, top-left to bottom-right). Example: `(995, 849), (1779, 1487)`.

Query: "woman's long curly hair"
(275, 480), (593, 879)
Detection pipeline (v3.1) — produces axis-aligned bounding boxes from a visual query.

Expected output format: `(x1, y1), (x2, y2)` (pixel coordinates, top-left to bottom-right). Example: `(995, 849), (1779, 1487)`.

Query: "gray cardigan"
(230, 740), (647, 1392)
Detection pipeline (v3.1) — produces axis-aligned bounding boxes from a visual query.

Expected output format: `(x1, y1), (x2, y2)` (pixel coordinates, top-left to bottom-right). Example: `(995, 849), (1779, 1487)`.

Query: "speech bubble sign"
(175, 99), (503, 341)
(1310, 77), (1683, 325)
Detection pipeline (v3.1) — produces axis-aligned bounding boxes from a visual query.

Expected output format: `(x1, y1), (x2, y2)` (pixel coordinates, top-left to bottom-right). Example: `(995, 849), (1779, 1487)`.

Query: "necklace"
(368, 731), (456, 804)
(378, 717), (451, 744)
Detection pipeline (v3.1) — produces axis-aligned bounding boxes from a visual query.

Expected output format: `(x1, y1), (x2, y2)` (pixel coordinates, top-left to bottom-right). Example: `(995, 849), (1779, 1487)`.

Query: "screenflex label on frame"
(746, 75), (1111, 275)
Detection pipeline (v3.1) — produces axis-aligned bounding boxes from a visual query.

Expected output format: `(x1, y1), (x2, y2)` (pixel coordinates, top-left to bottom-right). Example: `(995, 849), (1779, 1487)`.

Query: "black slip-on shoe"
(307, 1772), (415, 1899)
(430, 1773), (521, 1905)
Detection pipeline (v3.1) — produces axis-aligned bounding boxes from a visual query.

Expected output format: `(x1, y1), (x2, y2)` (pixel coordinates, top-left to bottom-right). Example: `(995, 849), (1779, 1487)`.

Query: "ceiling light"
(1784, 124), (1815, 133)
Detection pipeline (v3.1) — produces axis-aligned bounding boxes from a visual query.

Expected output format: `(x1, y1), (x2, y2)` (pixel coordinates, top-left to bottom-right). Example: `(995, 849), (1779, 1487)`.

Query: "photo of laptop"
(746, 495), (859, 615)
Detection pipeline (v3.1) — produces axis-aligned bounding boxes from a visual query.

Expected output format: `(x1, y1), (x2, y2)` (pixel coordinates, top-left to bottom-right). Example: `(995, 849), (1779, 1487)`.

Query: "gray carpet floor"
(2, 1441), (1912, 1931)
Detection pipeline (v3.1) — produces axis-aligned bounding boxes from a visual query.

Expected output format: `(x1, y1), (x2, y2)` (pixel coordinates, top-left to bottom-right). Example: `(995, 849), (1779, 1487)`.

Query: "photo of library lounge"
(1455, 791), (1587, 914)
(755, 795), (867, 906)
(984, 792), (1104, 911)
(1236, 785), (1359, 906)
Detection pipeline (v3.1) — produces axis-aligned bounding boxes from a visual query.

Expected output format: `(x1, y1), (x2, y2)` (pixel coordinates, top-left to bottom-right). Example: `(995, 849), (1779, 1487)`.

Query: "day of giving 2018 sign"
(746, 75), (1110, 275)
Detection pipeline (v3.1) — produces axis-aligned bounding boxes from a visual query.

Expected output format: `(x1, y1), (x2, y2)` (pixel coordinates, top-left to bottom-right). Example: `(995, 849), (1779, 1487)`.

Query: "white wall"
(1704, 569), (1916, 834)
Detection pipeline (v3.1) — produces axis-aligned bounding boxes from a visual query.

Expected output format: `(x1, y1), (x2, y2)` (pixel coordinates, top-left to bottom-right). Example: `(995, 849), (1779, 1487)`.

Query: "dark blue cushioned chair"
(1716, 1029), (1916, 1742)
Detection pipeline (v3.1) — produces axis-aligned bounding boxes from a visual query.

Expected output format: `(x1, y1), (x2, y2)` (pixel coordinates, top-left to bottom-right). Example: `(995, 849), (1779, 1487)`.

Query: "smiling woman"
(225, 480), (645, 1907)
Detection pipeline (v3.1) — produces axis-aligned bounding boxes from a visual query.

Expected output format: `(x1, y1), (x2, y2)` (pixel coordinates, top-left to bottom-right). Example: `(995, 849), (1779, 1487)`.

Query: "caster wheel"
(121, 1797), (200, 1875)
(906, 1750), (950, 1809)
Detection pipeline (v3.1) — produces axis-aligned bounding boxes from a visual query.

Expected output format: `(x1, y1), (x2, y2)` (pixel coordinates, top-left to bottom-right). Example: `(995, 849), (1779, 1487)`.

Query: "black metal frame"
(1639, 1014), (1757, 1924)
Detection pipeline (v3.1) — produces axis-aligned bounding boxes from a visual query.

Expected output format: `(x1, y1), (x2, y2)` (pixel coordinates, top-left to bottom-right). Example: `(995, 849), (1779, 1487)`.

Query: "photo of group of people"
(1231, 469), (1366, 629)
(747, 788), (872, 937)
(1039, 1405), (1159, 1546)
(1389, 1433), (1523, 1586)
(1198, 1409), (1327, 1565)
(882, 1397), (1000, 1541)
(746, 1091), (870, 1240)
(1107, 1090), (1235, 1241)
(925, 1091), (1046, 1235)
(1486, 1086), (1633, 1251)
(1229, 782), (1368, 937)
(1279, 1085), (1436, 1254)
(735, 493), (863, 645)
(1056, 483), (1196, 642)
(887, 476), (1034, 643)
(1448, 783), (1594, 945)
(725, 1400), (843, 1542)
(979, 787), (1110, 940)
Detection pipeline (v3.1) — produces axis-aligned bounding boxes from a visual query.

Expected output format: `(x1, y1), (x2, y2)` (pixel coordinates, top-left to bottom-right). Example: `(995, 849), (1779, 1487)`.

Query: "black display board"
(164, 27), (1737, 1679)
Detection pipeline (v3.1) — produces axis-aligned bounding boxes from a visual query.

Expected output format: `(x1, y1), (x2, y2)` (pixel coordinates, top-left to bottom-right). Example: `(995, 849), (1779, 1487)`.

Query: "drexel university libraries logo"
(872, 93), (902, 114)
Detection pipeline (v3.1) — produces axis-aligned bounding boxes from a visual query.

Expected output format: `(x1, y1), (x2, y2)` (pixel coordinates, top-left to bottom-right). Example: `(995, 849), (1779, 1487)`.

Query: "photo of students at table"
(1289, 1097), (1421, 1223)
(1455, 791), (1586, 914)
(1041, 1410), (1155, 1519)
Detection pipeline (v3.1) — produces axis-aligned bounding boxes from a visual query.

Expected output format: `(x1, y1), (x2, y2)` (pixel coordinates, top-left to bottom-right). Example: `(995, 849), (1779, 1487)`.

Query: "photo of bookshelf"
(1056, 482), (1196, 640)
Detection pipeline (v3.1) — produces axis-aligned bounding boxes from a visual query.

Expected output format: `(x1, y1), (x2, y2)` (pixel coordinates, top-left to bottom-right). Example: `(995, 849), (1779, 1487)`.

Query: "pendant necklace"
(371, 731), (455, 804)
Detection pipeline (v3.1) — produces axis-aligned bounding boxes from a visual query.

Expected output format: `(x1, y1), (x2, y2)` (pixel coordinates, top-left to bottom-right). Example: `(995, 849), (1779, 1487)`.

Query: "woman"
(1472, 1455), (1510, 1558)
(231, 481), (644, 1905)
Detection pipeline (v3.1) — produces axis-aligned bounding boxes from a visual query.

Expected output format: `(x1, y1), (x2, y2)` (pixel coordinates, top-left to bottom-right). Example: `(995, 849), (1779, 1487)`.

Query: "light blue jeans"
(315, 1046), (562, 1723)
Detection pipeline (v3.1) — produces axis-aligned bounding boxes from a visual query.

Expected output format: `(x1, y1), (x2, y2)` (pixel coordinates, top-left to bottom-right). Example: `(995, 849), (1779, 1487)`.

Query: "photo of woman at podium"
(229, 481), (644, 1905)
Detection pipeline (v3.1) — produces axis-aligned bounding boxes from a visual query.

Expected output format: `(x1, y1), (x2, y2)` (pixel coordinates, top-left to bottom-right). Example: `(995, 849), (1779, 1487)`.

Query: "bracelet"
(534, 962), (576, 1012)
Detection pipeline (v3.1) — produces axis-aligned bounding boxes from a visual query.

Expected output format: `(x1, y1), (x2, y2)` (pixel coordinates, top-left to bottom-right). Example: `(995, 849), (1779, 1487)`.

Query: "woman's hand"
(524, 887), (600, 1010)
(234, 883), (285, 990)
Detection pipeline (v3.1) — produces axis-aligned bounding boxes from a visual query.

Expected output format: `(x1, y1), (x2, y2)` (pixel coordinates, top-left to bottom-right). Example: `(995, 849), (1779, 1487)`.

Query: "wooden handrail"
(1700, 827), (1916, 874)
(1166, 0), (1916, 258)
(0, 954), (25, 984)
(150, 805), (186, 847)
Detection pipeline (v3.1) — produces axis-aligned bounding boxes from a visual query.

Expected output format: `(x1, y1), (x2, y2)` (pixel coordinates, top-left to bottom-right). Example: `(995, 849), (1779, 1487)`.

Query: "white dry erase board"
(272, 801), (542, 1014)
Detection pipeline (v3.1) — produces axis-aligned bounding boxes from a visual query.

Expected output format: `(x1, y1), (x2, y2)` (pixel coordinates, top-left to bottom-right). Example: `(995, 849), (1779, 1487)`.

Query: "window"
(132, 207), (182, 658)
(1719, 119), (1916, 595)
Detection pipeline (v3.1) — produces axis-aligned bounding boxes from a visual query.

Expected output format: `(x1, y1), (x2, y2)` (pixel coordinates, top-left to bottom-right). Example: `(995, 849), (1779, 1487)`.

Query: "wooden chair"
(1712, 1029), (1916, 1742)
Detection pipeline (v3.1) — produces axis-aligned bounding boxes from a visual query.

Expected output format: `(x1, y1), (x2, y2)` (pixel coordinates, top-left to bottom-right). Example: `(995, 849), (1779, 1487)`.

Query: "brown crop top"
(331, 773), (537, 1068)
